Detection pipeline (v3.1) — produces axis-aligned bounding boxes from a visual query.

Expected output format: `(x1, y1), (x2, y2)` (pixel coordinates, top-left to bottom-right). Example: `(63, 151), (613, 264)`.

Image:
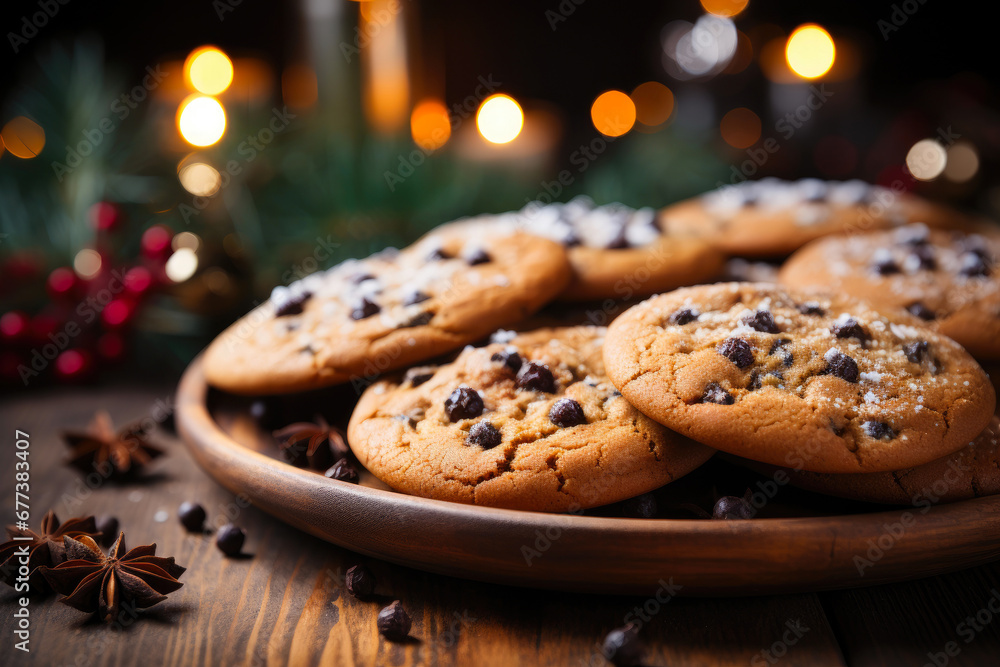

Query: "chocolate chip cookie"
(779, 224), (1000, 360)
(204, 232), (572, 395)
(431, 197), (725, 301)
(603, 283), (996, 473)
(660, 178), (970, 258)
(346, 326), (714, 511)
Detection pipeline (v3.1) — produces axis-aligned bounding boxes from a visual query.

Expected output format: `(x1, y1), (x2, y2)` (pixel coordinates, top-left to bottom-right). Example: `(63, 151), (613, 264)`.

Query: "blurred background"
(0, 0), (997, 389)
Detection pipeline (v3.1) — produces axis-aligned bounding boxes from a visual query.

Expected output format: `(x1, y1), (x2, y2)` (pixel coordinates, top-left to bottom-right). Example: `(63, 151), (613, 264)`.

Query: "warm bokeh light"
(1, 116), (46, 158)
(184, 47), (234, 95)
(477, 94), (524, 144)
(720, 107), (761, 148)
(785, 25), (836, 79)
(700, 0), (749, 17)
(944, 142), (980, 182)
(361, 0), (410, 134)
(178, 162), (222, 196)
(410, 99), (452, 150)
(906, 139), (948, 181)
(631, 82), (674, 127)
(165, 248), (199, 283)
(177, 95), (227, 147)
(724, 30), (754, 74)
(282, 64), (318, 110)
(73, 249), (103, 279)
(171, 231), (202, 252)
(591, 91), (636, 137)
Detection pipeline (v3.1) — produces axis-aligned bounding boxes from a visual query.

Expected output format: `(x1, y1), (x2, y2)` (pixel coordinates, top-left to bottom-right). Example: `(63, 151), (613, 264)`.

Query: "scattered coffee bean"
(904, 341), (930, 363)
(622, 494), (658, 519)
(959, 252), (990, 277)
(404, 366), (435, 387)
(490, 347), (523, 373)
(351, 297), (380, 320)
(907, 302), (936, 320)
(824, 349), (859, 383)
(701, 382), (735, 405)
(467, 421), (502, 449)
(178, 502), (206, 533)
(549, 398), (587, 427)
(831, 316), (868, 343)
(740, 309), (779, 333)
(465, 248), (491, 265)
(667, 308), (699, 325)
(403, 289), (431, 306)
(444, 386), (485, 421)
(516, 362), (556, 393)
(863, 420), (895, 440)
(712, 495), (754, 520)
(95, 515), (119, 547)
(797, 301), (824, 316)
(216, 524), (245, 557)
(377, 600), (412, 642)
(325, 459), (360, 483)
(274, 291), (311, 317)
(717, 337), (754, 369)
(345, 565), (376, 598)
(602, 624), (644, 667)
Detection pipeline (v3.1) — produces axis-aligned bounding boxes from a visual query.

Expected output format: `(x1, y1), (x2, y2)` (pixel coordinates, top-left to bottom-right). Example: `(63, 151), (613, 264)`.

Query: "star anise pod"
(0, 510), (100, 593)
(62, 411), (164, 479)
(272, 416), (348, 470)
(40, 532), (185, 623)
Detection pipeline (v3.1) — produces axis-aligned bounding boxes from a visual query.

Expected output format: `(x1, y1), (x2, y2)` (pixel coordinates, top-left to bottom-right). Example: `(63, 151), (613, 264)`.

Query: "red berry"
(142, 225), (173, 259)
(47, 267), (78, 299)
(0, 311), (29, 341)
(89, 202), (120, 231)
(55, 349), (91, 381)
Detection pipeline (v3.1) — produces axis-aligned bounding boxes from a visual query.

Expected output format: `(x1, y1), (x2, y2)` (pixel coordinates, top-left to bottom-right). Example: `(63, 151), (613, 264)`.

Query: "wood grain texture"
(0, 384), (997, 666)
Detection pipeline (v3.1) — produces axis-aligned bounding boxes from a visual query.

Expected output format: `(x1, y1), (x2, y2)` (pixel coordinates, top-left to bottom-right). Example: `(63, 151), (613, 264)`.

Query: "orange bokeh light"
(1, 116), (45, 158)
(720, 107), (762, 149)
(591, 91), (636, 137)
(700, 0), (749, 17)
(410, 99), (452, 150)
(630, 82), (674, 128)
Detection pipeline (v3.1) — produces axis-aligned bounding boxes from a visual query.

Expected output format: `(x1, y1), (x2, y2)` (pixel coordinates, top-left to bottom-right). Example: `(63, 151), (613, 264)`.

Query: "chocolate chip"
(960, 235), (991, 259)
(748, 369), (783, 391)
(426, 247), (451, 261)
(465, 248), (491, 265)
(602, 624), (644, 667)
(604, 226), (630, 249)
(959, 252), (990, 277)
(712, 495), (754, 520)
(377, 600), (412, 642)
(178, 502), (206, 533)
(349, 272), (375, 284)
(898, 225), (929, 246)
(516, 362), (556, 393)
(325, 459), (360, 483)
(717, 337), (754, 369)
(345, 565), (376, 599)
(444, 386), (484, 421)
(467, 421), (502, 449)
(490, 347), (523, 373)
(402, 311), (433, 327)
(403, 289), (431, 306)
(740, 309), (779, 333)
(831, 316), (868, 343)
(824, 349), (859, 383)
(668, 308), (699, 325)
(863, 420), (895, 440)
(904, 341), (929, 363)
(216, 524), (245, 557)
(871, 250), (900, 275)
(95, 516), (119, 547)
(622, 493), (658, 519)
(404, 366), (435, 387)
(908, 245), (937, 270)
(797, 301), (825, 316)
(549, 398), (587, 427)
(562, 230), (582, 247)
(907, 302), (935, 321)
(768, 338), (792, 356)
(395, 414), (418, 429)
(351, 296), (380, 320)
(701, 382), (734, 405)
(275, 291), (311, 317)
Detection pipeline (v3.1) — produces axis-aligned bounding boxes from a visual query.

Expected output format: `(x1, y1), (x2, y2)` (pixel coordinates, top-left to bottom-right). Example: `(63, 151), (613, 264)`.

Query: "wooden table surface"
(3, 384), (1000, 667)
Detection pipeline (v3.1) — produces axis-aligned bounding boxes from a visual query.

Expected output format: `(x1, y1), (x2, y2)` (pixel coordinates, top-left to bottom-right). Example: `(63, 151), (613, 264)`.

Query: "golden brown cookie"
(736, 413), (1000, 506)
(430, 197), (725, 301)
(603, 283), (996, 474)
(204, 232), (572, 395)
(779, 224), (1000, 360)
(660, 178), (969, 258)
(346, 326), (714, 512)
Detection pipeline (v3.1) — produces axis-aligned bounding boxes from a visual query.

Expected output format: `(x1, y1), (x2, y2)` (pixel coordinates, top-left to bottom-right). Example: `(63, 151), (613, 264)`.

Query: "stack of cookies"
(202, 179), (1000, 513)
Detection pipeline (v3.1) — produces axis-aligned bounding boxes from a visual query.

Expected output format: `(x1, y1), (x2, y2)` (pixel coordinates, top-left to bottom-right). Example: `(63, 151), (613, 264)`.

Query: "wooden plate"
(176, 355), (1000, 596)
